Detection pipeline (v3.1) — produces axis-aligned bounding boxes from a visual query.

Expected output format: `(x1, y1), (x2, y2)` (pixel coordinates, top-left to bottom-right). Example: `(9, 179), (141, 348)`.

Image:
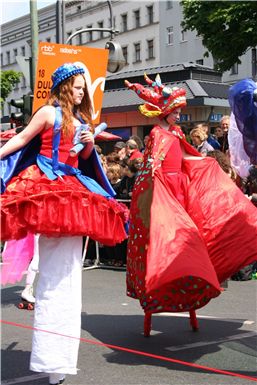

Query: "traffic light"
(10, 94), (33, 127)
(105, 40), (126, 73)
(10, 98), (24, 126)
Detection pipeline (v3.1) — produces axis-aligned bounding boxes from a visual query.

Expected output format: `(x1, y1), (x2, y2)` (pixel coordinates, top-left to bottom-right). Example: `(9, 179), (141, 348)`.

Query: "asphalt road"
(1, 267), (257, 385)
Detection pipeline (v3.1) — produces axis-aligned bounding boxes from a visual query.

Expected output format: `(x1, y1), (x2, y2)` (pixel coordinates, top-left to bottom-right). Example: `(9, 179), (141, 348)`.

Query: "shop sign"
(180, 114), (191, 122)
(210, 113), (223, 122)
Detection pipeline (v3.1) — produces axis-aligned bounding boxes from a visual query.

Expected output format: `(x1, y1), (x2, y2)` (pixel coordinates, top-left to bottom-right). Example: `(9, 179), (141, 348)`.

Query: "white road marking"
(2, 314), (255, 384)
(244, 320), (255, 325)
(1, 373), (48, 384)
(166, 331), (257, 352)
(155, 312), (255, 325)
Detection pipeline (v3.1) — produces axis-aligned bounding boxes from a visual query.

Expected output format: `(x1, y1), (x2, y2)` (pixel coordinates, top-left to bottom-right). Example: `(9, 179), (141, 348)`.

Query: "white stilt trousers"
(30, 236), (83, 374)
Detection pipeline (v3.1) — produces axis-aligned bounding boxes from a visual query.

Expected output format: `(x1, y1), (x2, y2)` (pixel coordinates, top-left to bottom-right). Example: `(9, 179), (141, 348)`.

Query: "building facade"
(158, 1), (254, 85)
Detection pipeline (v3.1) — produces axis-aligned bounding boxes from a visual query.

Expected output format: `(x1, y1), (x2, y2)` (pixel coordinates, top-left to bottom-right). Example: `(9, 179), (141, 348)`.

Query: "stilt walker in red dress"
(125, 74), (257, 337)
(0, 63), (128, 385)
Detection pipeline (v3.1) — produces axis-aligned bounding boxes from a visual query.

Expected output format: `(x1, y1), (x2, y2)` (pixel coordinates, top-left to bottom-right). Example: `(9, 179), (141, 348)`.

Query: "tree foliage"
(0, 70), (22, 106)
(181, 1), (257, 72)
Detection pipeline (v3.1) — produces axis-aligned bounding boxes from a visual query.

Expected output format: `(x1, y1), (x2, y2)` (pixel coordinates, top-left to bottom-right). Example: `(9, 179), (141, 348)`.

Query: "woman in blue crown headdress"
(0, 63), (128, 385)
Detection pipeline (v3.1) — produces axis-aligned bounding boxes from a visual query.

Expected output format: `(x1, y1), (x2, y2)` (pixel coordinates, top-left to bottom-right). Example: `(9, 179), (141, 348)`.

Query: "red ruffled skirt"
(127, 167), (221, 313)
(1, 165), (129, 245)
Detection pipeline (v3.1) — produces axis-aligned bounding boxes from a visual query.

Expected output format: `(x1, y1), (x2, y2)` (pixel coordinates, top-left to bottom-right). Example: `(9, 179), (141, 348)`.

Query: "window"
(167, 26), (173, 45)
(121, 13), (128, 32)
(76, 29), (83, 45)
(6, 51), (10, 64)
(13, 48), (18, 62)
(21, 46), (26, 56)
(166, 1), (173, 9)
(213, 57), (221, 68)
(134, 43), (141, 62)
(21, 76), (26, 88)
(122, 46), (128, 64)
(230, 63), (238, 75)
(98, 21), (104, 39)
(0, 53), (3, 66)
(134, 10), (140, 28)
(181, 29), (187, 42)
(196, 59), (204, 65)
(147, 39), (154, 59)
(66, 31), (72, 44)
(87, 25), (93, 41)
(147, 5), (154, 24)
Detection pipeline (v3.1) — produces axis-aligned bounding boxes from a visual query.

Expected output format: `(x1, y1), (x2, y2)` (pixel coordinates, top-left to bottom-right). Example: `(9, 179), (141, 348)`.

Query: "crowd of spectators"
(189, 119), (256, 197)
(83, 135), (145, 268)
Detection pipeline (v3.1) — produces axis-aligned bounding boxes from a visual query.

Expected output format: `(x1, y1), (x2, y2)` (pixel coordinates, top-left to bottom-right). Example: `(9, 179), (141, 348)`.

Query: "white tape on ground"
(166, 331), (257, 352)
(1, 373), (48, 385)
(155, 312), (255, 325)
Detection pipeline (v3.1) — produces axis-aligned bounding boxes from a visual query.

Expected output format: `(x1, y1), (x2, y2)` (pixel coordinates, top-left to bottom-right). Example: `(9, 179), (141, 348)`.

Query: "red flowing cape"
(127, 126), (257, 314)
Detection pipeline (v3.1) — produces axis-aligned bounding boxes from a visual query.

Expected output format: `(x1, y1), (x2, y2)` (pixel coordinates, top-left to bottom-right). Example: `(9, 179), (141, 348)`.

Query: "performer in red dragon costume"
(125, 74), (257, 336)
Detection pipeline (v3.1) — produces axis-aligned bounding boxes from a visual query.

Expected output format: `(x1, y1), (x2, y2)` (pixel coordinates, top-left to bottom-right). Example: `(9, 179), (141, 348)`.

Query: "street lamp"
(105, 40), (126, 73)
(63, 0), (125, 73)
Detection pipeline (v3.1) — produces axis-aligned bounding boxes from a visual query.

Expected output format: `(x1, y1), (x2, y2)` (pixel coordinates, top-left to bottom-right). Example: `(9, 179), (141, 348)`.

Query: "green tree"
(0, 70), (22, 107)
(181, 1), (257, 72)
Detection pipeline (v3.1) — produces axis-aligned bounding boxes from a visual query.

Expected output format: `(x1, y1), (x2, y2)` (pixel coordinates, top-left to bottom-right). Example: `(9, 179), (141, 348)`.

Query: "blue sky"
(1, 0), (56, 24)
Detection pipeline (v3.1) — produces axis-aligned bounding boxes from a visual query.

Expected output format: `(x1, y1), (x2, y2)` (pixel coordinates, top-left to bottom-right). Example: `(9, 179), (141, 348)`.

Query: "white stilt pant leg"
(26, 234), (40, 286)
(30, 236), (82, 375)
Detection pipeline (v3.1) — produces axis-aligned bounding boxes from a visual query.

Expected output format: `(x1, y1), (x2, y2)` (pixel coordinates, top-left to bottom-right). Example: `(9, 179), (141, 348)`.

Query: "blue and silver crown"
(51, 63), (85, 91)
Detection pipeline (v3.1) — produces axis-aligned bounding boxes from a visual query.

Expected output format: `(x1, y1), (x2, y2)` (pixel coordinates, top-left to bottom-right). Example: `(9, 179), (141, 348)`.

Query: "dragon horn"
(144, 73), (154, 86)
(144, 73), (163, 94)
(155, 74), (163, 88)
(124, 79), (132, 88)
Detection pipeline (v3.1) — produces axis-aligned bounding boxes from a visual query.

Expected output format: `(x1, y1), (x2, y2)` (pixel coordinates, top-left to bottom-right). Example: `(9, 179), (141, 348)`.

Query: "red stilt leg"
(189, 309), (199, 331)
(144, 312), (152, 337)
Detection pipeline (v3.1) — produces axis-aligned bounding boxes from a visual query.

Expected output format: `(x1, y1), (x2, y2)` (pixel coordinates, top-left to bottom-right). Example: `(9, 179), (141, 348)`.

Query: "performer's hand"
(80, 131), (94, 145)
(80, 131), (94, 160)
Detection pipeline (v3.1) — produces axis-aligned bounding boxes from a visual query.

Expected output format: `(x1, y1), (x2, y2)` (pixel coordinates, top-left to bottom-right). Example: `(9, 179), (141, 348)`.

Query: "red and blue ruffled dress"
(1, 110), (128, 245)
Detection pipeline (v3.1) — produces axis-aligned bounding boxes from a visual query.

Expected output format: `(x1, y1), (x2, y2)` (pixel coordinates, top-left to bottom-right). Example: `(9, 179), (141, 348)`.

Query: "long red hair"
(47, 74), (93, 137)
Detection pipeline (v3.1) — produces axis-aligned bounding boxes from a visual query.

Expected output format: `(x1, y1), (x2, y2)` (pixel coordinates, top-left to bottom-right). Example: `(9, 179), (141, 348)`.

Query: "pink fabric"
(1, 233), (34, 285)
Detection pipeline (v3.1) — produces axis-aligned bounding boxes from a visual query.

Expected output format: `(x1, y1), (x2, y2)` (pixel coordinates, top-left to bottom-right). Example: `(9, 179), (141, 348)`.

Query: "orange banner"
(33, 42), (109, 123)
